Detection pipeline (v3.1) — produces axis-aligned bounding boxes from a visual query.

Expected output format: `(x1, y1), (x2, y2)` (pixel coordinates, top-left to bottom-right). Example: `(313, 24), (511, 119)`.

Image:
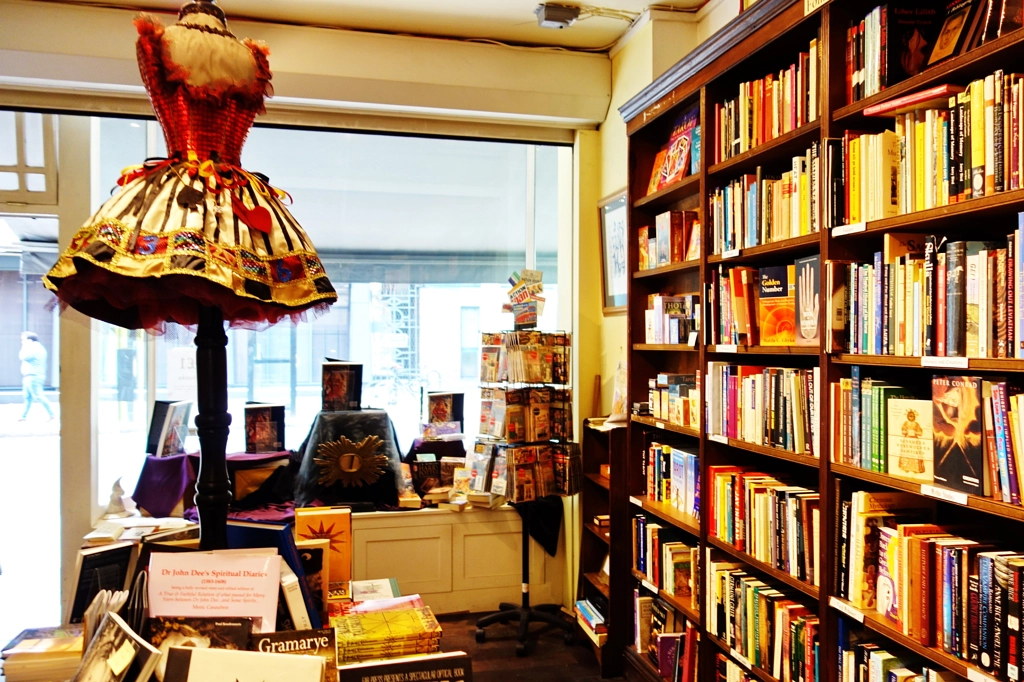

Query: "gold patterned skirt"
(44, 160), (336, 330)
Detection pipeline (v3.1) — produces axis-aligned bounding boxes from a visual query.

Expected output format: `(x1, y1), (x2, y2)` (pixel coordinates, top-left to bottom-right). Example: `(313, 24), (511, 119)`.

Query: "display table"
(294, 409), (402, 508)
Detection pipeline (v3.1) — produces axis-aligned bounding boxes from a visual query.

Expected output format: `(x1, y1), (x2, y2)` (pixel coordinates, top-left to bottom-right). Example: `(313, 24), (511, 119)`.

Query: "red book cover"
(1008, 235), (1015, 354)
(864, 84), (967, 116)
(789, 64), (797, 130)
(648, 444), (656, 501)
(846, 24), (854, 104)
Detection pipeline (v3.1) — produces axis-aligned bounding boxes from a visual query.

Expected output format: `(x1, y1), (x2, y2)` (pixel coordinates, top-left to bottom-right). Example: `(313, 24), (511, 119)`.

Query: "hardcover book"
(336, 651), (473, 682)
(296, 538), (330, 618)
(146, 400), (192, 457)
(795, 254), (821, 346)
(67, 542), (135, 625)
(424, 392), (464, 431)
(72, 612), (161, 682)
(929, 0), (977, 64)
(658, 105), (699, 189)
(758, 264), (797, 346)
(352, 578), (401, 601)
(294, 506), (352, 586)
(145, 617), (252, 682)
(243, 402), (284, 454)
(887, 398), (934, 481)
(163, 646), (325, 682)
(249, 628), (338, 682)
(886, 0), (943, 82)
(322, 361), (363, 411)
(933, 375), (985, 494)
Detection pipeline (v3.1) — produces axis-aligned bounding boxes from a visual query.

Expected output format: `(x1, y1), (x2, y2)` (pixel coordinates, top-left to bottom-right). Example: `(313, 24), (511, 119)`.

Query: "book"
(146, 400), (191, 457)
(933, 375), (985, 494)
(332, 607), (442, 663)
(1, 625), (83, 682)
(758, 265), (797, 346)
(886, 398), (934, 481)
(163, 646), (325, 682)
(294, 505), (353, 586)
(659, 105), (699, 188)
(929, 0), (977, 64)
(145, 617), (252, 682)
(66, 541), (135, 625)
(243, 402), (284, 454)
(424, 392), (464, 431)
(295, 538), (330, 619)
(322, 361), (362, 411)
(351, 578), (401, 601)
(795, 254), (821, 346)
(71, 612), (160, 682)
(336, 651), (473, 682)
(249, 628), (338, 682)
(864, 84), (967, 115)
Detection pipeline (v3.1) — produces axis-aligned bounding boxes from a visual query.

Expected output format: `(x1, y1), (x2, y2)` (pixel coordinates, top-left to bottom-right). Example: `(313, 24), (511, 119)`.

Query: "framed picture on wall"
(599, 190), (628, 315)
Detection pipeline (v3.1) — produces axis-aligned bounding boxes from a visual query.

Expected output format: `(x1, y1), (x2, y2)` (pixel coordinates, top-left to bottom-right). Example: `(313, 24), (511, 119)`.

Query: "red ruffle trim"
(134, 14), (272, 111)
(50, 259), (332, 333)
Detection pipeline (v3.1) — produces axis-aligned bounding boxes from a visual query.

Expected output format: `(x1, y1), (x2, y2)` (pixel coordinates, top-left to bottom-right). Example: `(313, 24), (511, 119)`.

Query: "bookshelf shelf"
(831, 353), (1024, 372)
(634, 173), (701, 210)
(708, 120), (821, 179)
(832, 28), (1024, 123)
(706, 633), (779, 682)
(624, 646), (667, 682)
(586, 522), (611, 545)
(707, 232), (821, 265)
(706, 534), (820, 600)
(709, 436), (819, 469)
(585, 472), (611, 490)
(633, 344), (699, 352)
(831, 462), (1024, 524)
(585, 571), (611, 599)
(630, 414), (700, 439)
(629, 495), (701, 536)
(706, 344), (819, 356)
(633, 259), (701, 279)
(631, 568), (702, 625)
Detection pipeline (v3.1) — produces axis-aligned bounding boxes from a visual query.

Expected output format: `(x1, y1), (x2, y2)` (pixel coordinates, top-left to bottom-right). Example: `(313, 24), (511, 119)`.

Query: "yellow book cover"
(294, 506), (352, 585)
(887, 398), (933, 482)
(881, 130), (901, 218)
(758, 265), (796, 346)
(915, 115), (926, 211)
(333, 607), (442, 645)
(971, 79), (986, 198)
(800, 166), (810, 235)
(985, 74), (995, 197)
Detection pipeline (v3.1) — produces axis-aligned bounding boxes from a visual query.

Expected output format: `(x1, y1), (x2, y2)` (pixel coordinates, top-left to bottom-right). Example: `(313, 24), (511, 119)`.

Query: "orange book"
(294, 506), (352, 586)
(758, 264), (796, 345)
(648, 146), (668, 195)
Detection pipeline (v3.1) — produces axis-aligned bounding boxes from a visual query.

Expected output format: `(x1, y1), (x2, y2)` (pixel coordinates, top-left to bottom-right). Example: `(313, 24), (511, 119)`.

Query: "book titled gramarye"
(933, 375), (985, 494)
(163, 646), (325, 682)
(250, 628), (338, 682)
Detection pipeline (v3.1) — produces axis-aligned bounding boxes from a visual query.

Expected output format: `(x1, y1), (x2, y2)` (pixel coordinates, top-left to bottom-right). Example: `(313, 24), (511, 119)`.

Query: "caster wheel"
(516, 642), (527, 657)
(475, 629), (486, 643)
(564, 631), (575, 646)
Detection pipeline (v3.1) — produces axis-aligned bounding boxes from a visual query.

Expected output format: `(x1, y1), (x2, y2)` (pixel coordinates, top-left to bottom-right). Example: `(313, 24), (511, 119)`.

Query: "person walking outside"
(19, 331), (54, 421)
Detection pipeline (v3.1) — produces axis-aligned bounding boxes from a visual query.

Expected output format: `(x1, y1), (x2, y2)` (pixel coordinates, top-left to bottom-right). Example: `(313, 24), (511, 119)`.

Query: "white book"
(279, 558), (312, 630)
(163, 646), (325, 682)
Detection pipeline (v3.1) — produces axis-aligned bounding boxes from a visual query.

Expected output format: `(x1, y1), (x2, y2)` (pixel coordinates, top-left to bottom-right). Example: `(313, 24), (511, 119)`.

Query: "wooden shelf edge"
(707, 232), (821, 265)
(708, 435), (820, 468)
(585, 472), (611, 490)
(829, 188), (1024, 237)
(706, 535), (820, 599)
(584, 571), (611, 599)
(830, 462), (1024, 523)
(629, 495), (701, 536)
(624, 647), (666, 682)
(585, 522), (611, 545)
(630, 414), (701, 438)
(831, 353), (1024, 371)
(631, 568), (702, 626)
(633, 343), (700, 351)
(634, 173), (701, 208)
(633, 259), (701, 278)
(707, 344), (820, 355)
(708, 120), (821, 177)
(826, 596), (979, 679)
(706, 633), (780, 682)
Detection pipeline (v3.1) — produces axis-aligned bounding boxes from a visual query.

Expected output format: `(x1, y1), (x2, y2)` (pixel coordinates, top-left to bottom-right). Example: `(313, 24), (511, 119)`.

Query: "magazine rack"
(473, 500), (573, 656)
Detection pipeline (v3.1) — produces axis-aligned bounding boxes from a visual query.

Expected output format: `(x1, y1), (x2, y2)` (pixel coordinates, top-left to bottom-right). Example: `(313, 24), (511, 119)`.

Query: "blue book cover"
(861, 264), (870, 354)
(861, 381), (873, 470)
(943, 547), (954, 654)
(851, 264), (859, 354)
(691, 125), (701, 176)
(851, 365), (861, 466)
(873, 252), (883, 355)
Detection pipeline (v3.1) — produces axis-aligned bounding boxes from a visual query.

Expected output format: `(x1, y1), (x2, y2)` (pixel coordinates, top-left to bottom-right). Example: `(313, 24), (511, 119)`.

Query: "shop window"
(0, 112), (58, 205)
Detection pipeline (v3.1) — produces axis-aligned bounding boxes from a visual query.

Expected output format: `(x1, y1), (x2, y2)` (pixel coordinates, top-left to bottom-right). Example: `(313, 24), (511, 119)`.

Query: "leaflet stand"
(473, 501), (574, 656)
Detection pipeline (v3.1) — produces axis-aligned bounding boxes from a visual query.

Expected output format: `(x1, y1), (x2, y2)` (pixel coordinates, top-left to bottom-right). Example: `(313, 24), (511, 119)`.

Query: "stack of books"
(1, 625), (83, 682)
(644, 295), (701, 345)
(647, 374), (700, 428)
(708, 466), (821, 586)
(333, 606), (442, 664)
(705, 363), (821, 457)
(574, 599), (607, 646)
(709, 144), (822, 254)
(642, 443), (700, 520)
(639, 210), (700, 271)
(712, 34), (820, 165)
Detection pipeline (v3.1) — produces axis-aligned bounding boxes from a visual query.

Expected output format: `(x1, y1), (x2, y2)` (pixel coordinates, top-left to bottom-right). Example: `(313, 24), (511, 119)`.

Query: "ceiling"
(63, 0), (702, 50)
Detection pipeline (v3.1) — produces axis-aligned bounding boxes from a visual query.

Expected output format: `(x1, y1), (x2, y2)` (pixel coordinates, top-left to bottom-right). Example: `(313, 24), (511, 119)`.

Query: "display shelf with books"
(630, 495), (701, 537)
(633, 259), (702, 279)
(635, 173), (702, 211)
(631, 569), (702, 626)
(618, 0), (1024, 681)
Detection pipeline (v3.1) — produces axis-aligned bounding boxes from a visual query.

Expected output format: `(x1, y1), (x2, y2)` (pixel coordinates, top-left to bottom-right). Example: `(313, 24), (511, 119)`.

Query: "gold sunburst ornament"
(314, 435), (388, 487)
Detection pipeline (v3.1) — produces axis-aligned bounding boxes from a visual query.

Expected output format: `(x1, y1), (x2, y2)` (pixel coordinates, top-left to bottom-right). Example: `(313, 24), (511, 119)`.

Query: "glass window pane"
(25, 173), (46, 192)
(0, 111), (16, 166)
(22, 113), (44, 168)
(0, 172), (18, 191)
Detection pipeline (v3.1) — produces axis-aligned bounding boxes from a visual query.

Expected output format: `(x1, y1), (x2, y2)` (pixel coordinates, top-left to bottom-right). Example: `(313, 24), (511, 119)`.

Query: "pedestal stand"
(474, 502), (574, 657)
(193, 305), (232, 550)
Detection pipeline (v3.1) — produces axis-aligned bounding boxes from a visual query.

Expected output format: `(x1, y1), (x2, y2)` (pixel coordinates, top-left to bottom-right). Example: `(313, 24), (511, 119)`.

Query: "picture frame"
(599, 190), (629, 315)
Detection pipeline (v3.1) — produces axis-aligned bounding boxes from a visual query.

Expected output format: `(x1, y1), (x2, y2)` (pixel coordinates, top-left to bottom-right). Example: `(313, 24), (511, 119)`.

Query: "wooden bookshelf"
(706, 633), (779, 682)
(586, 522), (611, 545)
(616, 1), (1024, 681)
(631, 568), (702, 625)
(585, 571), (611, 599)
(585, 472), (611, 490)
(633, 343), (699, 352)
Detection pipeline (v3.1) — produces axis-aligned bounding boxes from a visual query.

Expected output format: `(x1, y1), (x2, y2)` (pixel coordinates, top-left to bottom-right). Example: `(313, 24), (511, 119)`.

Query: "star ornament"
(314, 435), (389, 488)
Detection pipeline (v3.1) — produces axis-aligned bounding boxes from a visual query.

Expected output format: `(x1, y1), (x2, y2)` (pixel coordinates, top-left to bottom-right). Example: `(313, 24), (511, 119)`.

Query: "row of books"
(639, 210), (700, 270)
(479, 331), (570, 385)
(708, 558), (819, 682)
(646, 103), (701, 195)
(648, 373), (701, 429)
(836, 625), (957, 682)
(634, 590), (700, 682)
(711, 34), (820, 165)
(709, 145), (822, 254)
(828, 231), (1024, 360)
(478, 387), (573, 442)
(643, 294), (701, 346)
(845, 0), (1016, 106)
(707, 256), (822, 347)
(706, 363), (821, 458)
(642, 443), (701, 520)
(708, 466), (821, 586)
(632, 514), (698, 606)
(833, 369), (1024, 505)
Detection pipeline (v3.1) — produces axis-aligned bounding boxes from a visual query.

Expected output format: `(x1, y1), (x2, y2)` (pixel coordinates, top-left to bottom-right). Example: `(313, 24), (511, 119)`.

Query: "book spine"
(982, 555), (995, 672)
(938, 253), (947, 356)
(971, 573), (982, 664)
(925, 237), (936, 355)
(998, 383), (1022, 505)
(973, 80), (986, 198)
(948, 242), (967, 356)
(874, 251), (883, 355)
(997, 70), (1005, 193)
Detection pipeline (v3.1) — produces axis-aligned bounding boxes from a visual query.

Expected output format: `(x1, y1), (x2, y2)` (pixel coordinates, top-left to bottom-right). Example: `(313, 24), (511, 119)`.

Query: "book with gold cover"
(294, 506), (352, 586)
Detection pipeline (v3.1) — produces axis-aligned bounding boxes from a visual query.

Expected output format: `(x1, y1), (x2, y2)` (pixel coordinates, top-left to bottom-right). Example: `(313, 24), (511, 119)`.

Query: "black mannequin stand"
(474, 502), (574, 656)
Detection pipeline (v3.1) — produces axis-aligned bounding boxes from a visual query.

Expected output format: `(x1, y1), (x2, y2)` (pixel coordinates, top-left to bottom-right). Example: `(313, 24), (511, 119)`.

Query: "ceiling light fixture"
(534, 3), (581, 29)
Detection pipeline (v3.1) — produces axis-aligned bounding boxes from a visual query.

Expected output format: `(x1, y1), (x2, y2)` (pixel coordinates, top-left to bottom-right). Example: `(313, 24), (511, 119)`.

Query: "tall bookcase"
(614, 1), (1024, 681)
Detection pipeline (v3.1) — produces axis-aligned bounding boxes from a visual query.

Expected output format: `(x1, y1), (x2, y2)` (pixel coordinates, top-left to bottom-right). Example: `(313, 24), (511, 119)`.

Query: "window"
(460, 307), (480, 378)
